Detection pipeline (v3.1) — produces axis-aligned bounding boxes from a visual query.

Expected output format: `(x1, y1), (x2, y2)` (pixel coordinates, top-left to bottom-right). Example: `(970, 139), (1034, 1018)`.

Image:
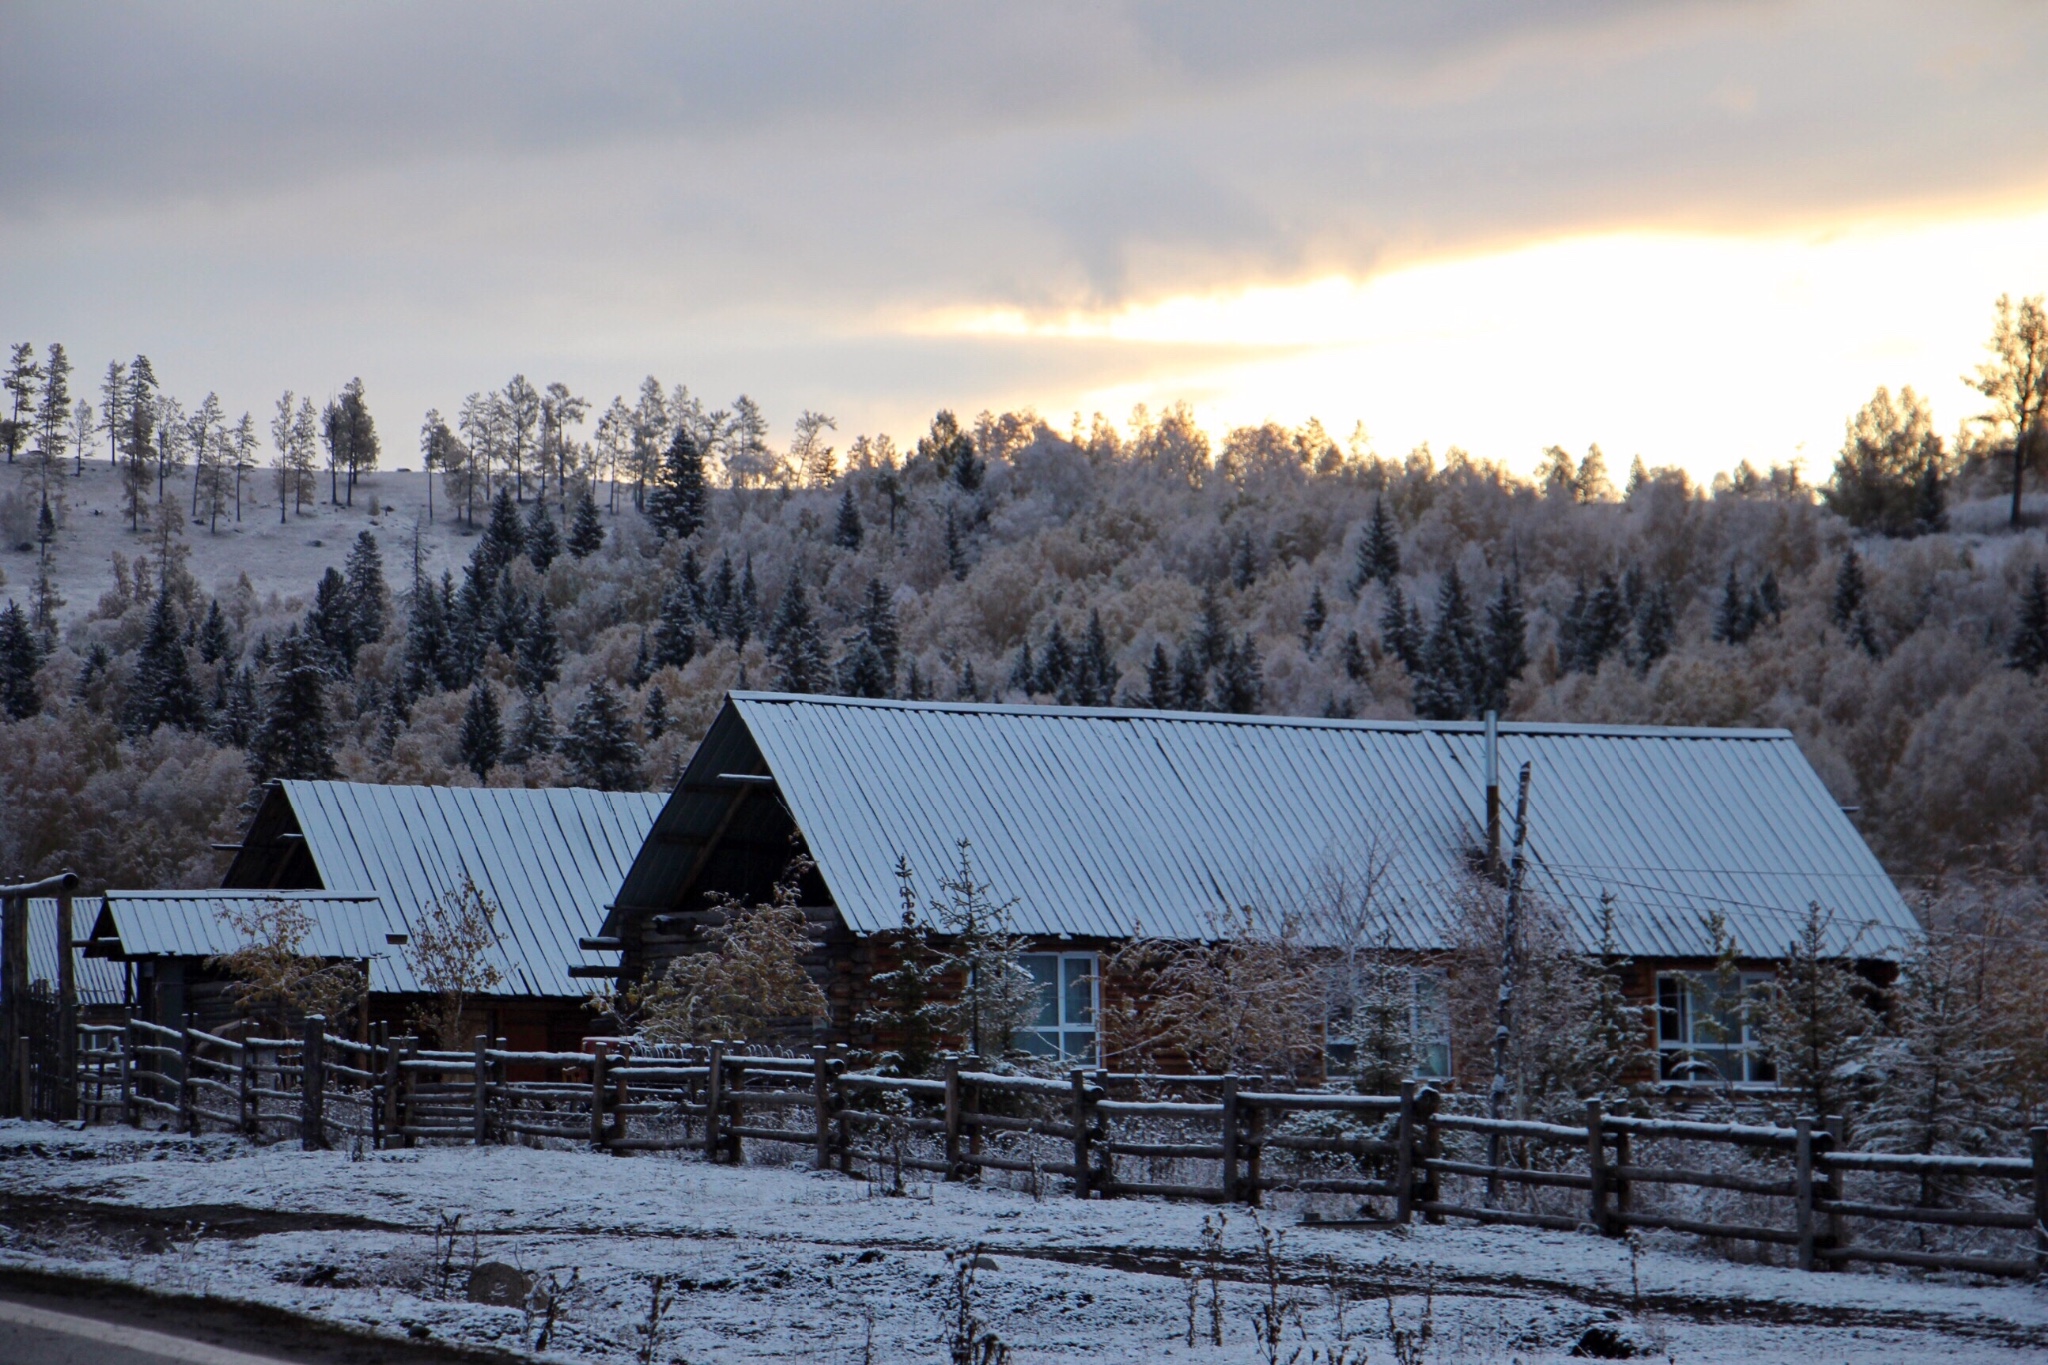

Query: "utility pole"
(1486, 763), (1533, 1205)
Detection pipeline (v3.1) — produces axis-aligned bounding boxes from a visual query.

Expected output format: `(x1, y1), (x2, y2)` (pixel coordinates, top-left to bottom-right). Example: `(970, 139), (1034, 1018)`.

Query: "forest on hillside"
(2, 296), (2048, 914)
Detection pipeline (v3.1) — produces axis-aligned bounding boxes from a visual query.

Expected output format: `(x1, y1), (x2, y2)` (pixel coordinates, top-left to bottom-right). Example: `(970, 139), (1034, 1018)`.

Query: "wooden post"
(1393, 1081), (1418, 1224)
(300, 1014), (326, 1150)
(726, 1055), (745, 1166)
(613, 1064), (629, 1147)
(1584, 1099), (1609, 1235)
(1, 895), (25, 1119)
(813, 1046), (832, 1171)
(1794, 1117), (1816, 1272)
(2030, 1126), (2048, 1279)
(55, 889), (75, 1121)
(943, 1055), (963, 1180)
(704, 1043), (724, 1163)
(590, 1046), (610, 1149)
(1069, 1068), (1092, 1199)
(1420, 1104), (1443, 1223)
(120, 1020), (135, 1127)
(834, 1053), (852, 1176)
(1612, 1127), (1632, 1228)
(178, 1029), (197, 1135)
(1817, 1114), (1843, 1268)
(471, 1035), (489, 1146)
(238, 1036), (255, 1137)
(368, 1021), (388, 1149)
(1244, 1100), (1264, 1208)
(1219, 1076), (1241, 1204)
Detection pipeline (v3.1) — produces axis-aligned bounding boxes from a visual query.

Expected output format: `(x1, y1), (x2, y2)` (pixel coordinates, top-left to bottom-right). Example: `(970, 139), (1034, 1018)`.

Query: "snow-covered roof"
(223, 781), (665, 996)
(23, 898), (127, 1007)
(611, 693), (1917, 960)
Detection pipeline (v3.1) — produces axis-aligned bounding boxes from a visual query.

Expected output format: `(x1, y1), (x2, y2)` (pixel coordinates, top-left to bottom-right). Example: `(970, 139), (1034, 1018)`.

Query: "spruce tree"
(307, 566), (357, 669)
(343, 530), (388, 650)
(1711, 564), (1753, 645)
(1075, 609), (1115, 705)
(2009, 565), (2048, 675)
(567, 485), (606, 559)
(838, 636), (890, 698)
(1351, 496), (1402, 594)
(646, 429), (708, 539)
(1634, 583), (1675, 673)
(479, 486), (525, 576)
(732, 555), (761, 649)
(1193, 583), (1228, 669)
(126, 587), (202, 734)
(1172, 640), (1207, 710)
(1411, 568), (1479, 720)
(858, 867), (948, 1075)
(833, 485), (864, 550)
(642, 684), (669, 740)
(399, 571), (459, 700)
(767, 574), (829, 693)
(1007, 641), (1035, 695)
(1751, 902), (1876, 1124)
(837, 579), (898, 697)
(956, 659), (980, 702)
(855, 579), (900, 682)
(652, 560), (699, 670)
(1229, 525), (1257, 590)
(209, 663), (259, 748)
(628, 630), (653, 688)
(1378, 581), (1420, 671)
(705, 554), (736, 639)
(903, 657), (928, 700)
(562, 681), (643, 790)
(248, 627), (336, 779)
(1213, 634), (1263, 713)
(1831, 546), (1866, 630)
(459, 683), (503, 782)
(505, 689), (556, 763)
(1866, 930), (2011, 1162)
(525, 497), (562, 570)
(1339, 629), (1367, 682)
(943, 506), (968, 580)
(515, 595), (564, 692)
(1035, 620), (1074, 698)
(0, 600), (41, 720)
(1144, 642), (1174, 708)
(197, 598), (233, 665)
(1476, 571), (1528, 713)
(1300, 585), (1328, 652)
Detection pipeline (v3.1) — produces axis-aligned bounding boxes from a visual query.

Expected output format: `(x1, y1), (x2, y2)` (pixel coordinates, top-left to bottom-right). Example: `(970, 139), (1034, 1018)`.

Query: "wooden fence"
(79, 1024), (2048, 1279)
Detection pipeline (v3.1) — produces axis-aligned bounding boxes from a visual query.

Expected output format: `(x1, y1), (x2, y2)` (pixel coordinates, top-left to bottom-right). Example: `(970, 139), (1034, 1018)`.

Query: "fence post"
(121, 1021), (136, 1127)
(727, 1054), (746, 1166)
(1584, 1099), (1610, 1235)
(1612, 1124), (1632, 1229)
(238, 1036), (255, 1137)
(300, 1015), (326, 1150)
(1070, 1068), (1093, 1199)
(1420, 1101), (1443, 1223)
(943, 1055), (963, 1180)
(1817, 1114), (1843, 1268)
(1393, 1081), (1418, 1225)
(178, 1029), (197, 1135)
(2030, 1126), (2048, 1279)
(1794, 1117), (1816, 1272)
(590, 1046), (610, 1150)
(704, 1043), (724, 1164)
(812, 1046), (832, 1170)
(471, 1035), (489, 1145)
(833, 1049), (852, 1176)
(1220, 1076), (1241, 1204)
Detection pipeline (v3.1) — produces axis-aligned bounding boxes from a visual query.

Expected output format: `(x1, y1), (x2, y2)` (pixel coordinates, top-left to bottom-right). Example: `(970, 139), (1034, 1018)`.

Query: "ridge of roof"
(727, 692), (1793, 743)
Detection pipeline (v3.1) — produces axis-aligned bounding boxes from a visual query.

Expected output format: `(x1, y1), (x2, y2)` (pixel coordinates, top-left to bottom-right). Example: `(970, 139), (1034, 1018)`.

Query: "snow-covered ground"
(1, 1121), (2043, 1363)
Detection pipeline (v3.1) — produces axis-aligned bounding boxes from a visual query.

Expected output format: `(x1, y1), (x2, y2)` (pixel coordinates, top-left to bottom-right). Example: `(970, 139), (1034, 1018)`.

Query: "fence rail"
(72, 1023), (2048, 1279)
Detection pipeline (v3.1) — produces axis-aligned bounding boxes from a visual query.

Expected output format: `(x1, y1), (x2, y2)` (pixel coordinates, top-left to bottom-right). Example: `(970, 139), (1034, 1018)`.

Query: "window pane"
(1016, 1029), (1057, 1056)
(1417, 1039), (1453, 1079)
(1063, 955), (1095, 1025)
(1061, 1029), (1096, 1063)
(1022, 955), (1060, 1029)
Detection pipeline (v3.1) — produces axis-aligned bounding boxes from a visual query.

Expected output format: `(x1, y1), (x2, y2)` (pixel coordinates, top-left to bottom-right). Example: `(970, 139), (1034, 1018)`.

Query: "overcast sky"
(6, 2), (2048, 477)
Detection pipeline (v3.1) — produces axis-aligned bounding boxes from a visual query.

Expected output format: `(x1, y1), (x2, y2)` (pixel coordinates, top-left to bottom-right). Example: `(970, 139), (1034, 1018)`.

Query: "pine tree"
(1411, 568), (1478, 720)
(705, 554), (736, 640)
(646, 429), (708, 539)
(479, 486), (525, 576)
(196, 598), (233, 665)
(1711, 564), (1753, 645)
(628, 630), (653, 688)
(126, 587), (202, 734)
(248, 627), (335, 779)
(2009, 564), (2048, 675)
(1634, 583), (1675, 673)
(400, 572), (459, 700)
(732, 555), (760, 649)
(1752, 903), (1876, 1124)
(768, 574), (830, 693)
(562, 681), (643, 790)
(642, 684), (669, 740)
(506, 689), (556, 763)
(525, 497), (562, 571)
(1378, 581), (1420, 671)
(567, 485), (606, 559)
(1476, 571), (1528, 713)
(858, 864), (948, 1075)
(1172, 640), (1207, 710)
(459, 683), (503, 782)
(1339, 629), (1367, 682)
(1831, 546), (1866, 630)
(838, 579), (899, 697)
(344, 530), (387, 651)
(1075, 609), (1115, 705)
(1193, 583), (1228, 669)
(653, 560), (699, 670)
(833, 485), (864, 550)
(1213, 634), (1263, 713)
(209, 664), (259, 749)
(1866, 931), (2012, 1164)
(1007, 640), (1035, 696)
(1229, 526), (1257, 590)
(1300, 585), (1328, 653)
(943, 506), (968, 580)
(515, 595), (564, 692)
(1351, 496), (1402, 594)
(1144, 641), (1174, 708)
(305, 566), (355, 670)
(839, 636), (890, 698)
(1036, 620), (1074, 699)
(0, 600), (41, 720)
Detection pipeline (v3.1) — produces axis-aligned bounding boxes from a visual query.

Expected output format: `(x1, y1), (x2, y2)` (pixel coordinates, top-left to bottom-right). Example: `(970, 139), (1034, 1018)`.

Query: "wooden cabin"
(601, 693), (1919, 1086)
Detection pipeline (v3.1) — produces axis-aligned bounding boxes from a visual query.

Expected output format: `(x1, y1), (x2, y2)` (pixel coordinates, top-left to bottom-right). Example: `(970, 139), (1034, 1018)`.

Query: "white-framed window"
(1656, 971), (1774, 1084)
(1019, 952), (1097, 1063)
(1325, 967), (1453, 1080)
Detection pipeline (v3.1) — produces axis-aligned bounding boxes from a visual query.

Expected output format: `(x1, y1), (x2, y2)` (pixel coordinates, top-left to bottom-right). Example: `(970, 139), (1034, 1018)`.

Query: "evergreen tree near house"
(833, 485), (863, 550)
(1350, 496), (1401, 595)
(1213, 634), (1264, 714)
(514, 595), (564, 693)
(248, 627), (335, 779)
(1561, 571), (1628, 670)
(1410, 567), (1480, 721)
(1144, 642), (1174, 708)
(912, 840), (1039, 1058)
(768, 573), (830, 693)
(561, 681), (643, 791)
(506, 689), (555, 764)
(459, 683), (503, 782)
(1300, 585), (1328, 653)
(1476, 571), (1529, 712)
(1074, 610), (1116, 705)
(1634, 582), (1675, 672)
(209, 664), (260, 749)
(1035, 620), (1074, 698)
(838, 579), (900, 698)
(1865, 929), (2013, 1166)
(646, 428), (708, 539)
(1338, 629), (1367, 682)
(307, 567), (357, 670)
(525, 497), (562, 571)
(652, 560), (699, 671)
(857, 858), (949, 1076)
(479, 487), (526, 576)
(1171, 640), (1206, 710)
(1378, 581), (1420, 671)
(1751, 903), (1877, 1127)
(0, 600), (41, 720)
(642, 684), (669, 740)
(567, 485), (606, 559)
(2007, 565), (2048, 675)
(126, 587), (202, 735)
(343, 531), (387, 652)
(196, 599), (233, 665)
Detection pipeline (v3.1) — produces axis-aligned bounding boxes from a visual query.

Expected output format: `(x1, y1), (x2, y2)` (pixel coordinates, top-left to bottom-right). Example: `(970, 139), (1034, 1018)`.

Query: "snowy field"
(0, 1121), (2043, 1363)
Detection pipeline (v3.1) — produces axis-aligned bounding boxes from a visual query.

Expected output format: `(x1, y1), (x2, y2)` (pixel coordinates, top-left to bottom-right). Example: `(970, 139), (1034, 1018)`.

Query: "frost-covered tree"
(0, 600), (41, 720)
(1751, 903), (1877, 1126)
(567, 485), (606, 558)
(857, 859), (950, 1075)
(1865, 929), (2014, 1168)
(561, 681), (642, 790)
(126, 587), (202, 735)
(403, 873), (505, 1049)
(525, 497), (562, 571)
(833, 485), (863, 550)
(459, 683), (503, 782)
(2008, 564), (2048, 675)
(248, 627), (335, 780)
(1350, 496), (1400, 594)
(514, 595), (564, 693)
(646, 428), (708, 539)
(768, 573), (829, 693)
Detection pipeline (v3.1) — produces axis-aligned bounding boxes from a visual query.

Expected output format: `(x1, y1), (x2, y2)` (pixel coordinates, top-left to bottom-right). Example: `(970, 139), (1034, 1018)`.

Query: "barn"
(601, 692), (1919, 1084)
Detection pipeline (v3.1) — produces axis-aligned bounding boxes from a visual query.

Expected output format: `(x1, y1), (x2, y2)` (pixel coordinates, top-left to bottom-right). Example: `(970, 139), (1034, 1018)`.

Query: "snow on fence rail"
(77, 1022), (2048, 1279)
